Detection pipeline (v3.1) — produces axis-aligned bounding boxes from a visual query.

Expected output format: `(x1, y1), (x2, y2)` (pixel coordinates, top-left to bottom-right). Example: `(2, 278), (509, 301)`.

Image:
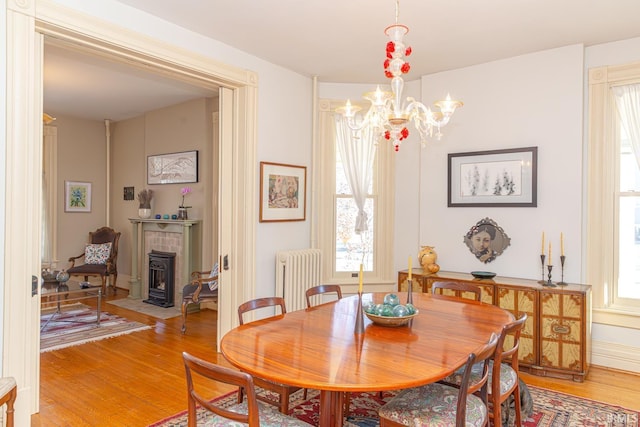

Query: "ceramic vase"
(138, 208), (152, 219)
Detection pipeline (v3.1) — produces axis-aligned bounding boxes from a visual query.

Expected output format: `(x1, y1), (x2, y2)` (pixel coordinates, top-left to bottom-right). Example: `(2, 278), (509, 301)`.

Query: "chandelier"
(336, 0), (462, 151)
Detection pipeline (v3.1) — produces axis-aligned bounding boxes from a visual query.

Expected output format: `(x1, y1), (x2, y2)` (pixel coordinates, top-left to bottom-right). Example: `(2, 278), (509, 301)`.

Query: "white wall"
(418, 45), (584, 282)
(51, 0), (314, 296)
(0, 0), (6, 360)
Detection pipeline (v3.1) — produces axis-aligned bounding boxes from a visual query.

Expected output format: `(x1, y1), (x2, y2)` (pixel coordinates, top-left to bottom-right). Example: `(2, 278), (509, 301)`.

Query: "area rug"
(40, 304), (152, 352)
(149, 385), (640, 427)
(107, 298), (182, 319)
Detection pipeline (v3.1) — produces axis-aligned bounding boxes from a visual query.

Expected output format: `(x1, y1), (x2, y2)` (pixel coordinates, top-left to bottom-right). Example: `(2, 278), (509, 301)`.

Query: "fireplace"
(144, 250), (176, 307)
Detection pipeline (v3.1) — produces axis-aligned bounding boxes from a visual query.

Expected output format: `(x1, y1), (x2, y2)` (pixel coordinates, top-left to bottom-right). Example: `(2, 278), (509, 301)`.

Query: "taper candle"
(541, 232), (545, 255)
(358, 263), (363, 293)
(548, 242), (552, 265)
(561, 232), (564, 256)
(408, 256), (412, 280)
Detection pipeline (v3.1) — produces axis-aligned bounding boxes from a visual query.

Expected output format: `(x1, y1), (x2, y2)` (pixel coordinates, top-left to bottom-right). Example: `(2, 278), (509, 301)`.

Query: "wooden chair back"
(238, 297), (287, 325)
(489, 313), (528, 426)
(431, 281), (481, 301)
(305, 284), (343, 308)
(455, 333), (498, 426)
(182, 352), (260, 426)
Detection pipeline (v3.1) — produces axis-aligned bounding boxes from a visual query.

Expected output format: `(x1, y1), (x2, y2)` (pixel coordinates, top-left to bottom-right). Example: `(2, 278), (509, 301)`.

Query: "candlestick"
(561, 232), (564, 257)
(541, 231), (545, 255)
(408, 256), (412, 280)
(407, 279), (413, 304)
(358, 263), (363, 294)
(545, 264), (556, 287)
(538, 254), (546, 284)
(354, 291), (365, 334)
(558, 255), (567, 286)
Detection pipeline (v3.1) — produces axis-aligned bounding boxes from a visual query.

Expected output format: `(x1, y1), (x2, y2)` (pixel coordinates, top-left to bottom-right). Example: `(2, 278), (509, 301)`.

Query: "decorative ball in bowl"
(363, 293), (419, 327)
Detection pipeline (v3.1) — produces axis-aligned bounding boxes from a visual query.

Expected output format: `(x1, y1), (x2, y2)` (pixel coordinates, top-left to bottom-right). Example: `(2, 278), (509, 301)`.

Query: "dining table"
(220, 291), (514, 427)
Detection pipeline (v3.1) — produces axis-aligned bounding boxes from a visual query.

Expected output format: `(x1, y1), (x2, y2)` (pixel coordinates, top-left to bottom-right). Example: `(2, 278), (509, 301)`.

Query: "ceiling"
(44, 0), (640, 122)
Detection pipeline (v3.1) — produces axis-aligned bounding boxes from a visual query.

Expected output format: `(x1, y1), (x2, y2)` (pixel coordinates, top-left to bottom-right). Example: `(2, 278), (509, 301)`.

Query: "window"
(315, 99), (395, 285)
(588, 64), (640, 327)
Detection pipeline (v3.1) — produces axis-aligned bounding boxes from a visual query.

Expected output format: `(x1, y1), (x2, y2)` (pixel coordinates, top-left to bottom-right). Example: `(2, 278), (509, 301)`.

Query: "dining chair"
(181, 262), (219, 334)
(305, 284), (343, 308)
(182, 352), (311, 427)
(439, 313), (528, 427)
(431, 280), (482, 301)
(378, 333), (499, 427)
(0, 377), (16, 427)
(237, 297), (307, 414)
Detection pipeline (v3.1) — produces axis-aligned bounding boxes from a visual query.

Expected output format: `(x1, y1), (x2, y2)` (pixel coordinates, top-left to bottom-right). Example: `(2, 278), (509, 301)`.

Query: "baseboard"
(591, 339), (640, 373)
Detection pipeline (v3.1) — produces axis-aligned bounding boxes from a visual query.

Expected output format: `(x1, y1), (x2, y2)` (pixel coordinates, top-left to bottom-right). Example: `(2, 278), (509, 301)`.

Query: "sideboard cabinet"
(397, 269), (591, 382)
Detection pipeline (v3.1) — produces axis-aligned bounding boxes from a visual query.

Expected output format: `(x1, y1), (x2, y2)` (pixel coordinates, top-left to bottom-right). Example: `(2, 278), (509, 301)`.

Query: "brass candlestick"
(538, 254), (546, 284)
(354, 291), (365, 334)
(545, 264), (556, 287)
(558, 255), (567, 285)
(406, 278), (413, 304)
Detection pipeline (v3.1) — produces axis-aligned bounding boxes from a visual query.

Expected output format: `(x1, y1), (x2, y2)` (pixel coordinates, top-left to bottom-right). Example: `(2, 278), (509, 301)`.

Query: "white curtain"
(334, 115), (377, 233)
(613, 84), (640, 169)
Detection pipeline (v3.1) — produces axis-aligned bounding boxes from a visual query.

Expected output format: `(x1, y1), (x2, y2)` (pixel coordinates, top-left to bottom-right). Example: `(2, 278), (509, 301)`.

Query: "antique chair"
(67, 226), (120, 295)
(182, 352), (311, 427)
(378, 333), (498, 427)
(181, 262), (219, 334)
(0, 377), (16, 427)
(305, 284), (343, 308)
(237, 297), (307, 414)
(439, 313), (528, 427)
(431, 280), (482, 301)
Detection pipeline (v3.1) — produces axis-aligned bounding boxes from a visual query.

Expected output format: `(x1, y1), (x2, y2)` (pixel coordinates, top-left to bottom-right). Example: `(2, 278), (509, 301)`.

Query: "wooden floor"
(33, 290), (640, 426)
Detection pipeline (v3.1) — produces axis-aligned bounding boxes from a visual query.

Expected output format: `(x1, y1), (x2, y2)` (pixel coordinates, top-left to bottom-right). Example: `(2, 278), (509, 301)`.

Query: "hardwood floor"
(33, 290), (640, 426)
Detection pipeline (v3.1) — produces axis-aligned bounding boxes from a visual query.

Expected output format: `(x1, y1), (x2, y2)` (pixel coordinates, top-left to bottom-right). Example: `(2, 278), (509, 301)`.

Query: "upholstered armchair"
(67, 226), (120, 296)
(181, 263), (219, 334)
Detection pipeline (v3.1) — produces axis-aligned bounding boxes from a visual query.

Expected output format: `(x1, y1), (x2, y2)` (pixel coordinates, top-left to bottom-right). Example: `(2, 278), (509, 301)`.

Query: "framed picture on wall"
(64, 181), (92, 212)
(448, 147), (538, 207)
(259, 162), (307, 222)
(147, 150), (198, 185)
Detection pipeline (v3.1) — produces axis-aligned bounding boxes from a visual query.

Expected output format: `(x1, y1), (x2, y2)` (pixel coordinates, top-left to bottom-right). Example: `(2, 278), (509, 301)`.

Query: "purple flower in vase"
(180, 187), (192, 208)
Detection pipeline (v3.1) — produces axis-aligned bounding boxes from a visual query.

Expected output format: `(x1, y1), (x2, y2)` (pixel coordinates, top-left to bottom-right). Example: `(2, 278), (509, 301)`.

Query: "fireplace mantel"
(128, 218), (201, 299)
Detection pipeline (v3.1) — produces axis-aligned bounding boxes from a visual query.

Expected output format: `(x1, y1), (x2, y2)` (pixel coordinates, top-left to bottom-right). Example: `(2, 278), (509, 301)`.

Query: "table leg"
(97, 289), (102, 326)
(319, 390), (344, 427)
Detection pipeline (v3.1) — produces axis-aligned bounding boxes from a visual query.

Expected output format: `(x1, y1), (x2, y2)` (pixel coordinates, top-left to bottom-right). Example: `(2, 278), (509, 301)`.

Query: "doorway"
(4, 3), (257, 423)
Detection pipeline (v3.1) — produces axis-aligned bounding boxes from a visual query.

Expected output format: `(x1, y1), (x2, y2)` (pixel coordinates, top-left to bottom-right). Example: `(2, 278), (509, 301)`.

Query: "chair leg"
(181, 301), (190, 334)
(100, 276), (107, 296)
(513, 382), (522, 427)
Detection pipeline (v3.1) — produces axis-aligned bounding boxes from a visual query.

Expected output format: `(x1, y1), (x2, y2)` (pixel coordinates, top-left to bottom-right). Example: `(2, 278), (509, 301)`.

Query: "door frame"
(4, 0), (257, 422)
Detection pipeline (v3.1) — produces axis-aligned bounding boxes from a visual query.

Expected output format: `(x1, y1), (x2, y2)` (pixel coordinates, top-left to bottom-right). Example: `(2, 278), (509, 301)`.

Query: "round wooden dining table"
(220, 291), (514, 427)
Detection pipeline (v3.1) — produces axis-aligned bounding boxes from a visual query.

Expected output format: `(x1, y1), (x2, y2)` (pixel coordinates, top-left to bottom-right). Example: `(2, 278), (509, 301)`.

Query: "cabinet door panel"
(540, 292), (585, 372)
(496, 286), (537, 365)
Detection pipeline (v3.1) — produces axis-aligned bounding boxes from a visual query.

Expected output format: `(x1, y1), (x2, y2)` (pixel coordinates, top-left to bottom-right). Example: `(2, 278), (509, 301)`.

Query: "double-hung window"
(588, 63), (640, 327)
(315, 99), (395, 285)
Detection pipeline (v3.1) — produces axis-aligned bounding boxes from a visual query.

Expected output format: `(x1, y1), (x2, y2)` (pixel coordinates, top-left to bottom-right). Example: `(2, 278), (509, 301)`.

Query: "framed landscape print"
(448, 147), (538, 207)
(260, 162), (306, 222)
(64, 181), (92, 212)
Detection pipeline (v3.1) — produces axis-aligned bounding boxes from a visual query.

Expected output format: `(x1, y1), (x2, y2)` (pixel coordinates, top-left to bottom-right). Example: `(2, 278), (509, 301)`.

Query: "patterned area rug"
(148, 385), (639, 427)
(40, 303), (152, 352)
(107, 298), (182, 319)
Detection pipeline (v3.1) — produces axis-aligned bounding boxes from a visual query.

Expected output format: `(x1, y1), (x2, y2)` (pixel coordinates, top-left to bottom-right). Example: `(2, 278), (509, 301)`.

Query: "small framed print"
(65, 181), (92, 212)
(448, 147), (537, 207)
(259, 162), (306, 222)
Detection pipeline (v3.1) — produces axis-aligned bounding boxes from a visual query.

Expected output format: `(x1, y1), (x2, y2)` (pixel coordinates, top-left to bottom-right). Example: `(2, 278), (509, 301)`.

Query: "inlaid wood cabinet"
(398, 269), (591, 382)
